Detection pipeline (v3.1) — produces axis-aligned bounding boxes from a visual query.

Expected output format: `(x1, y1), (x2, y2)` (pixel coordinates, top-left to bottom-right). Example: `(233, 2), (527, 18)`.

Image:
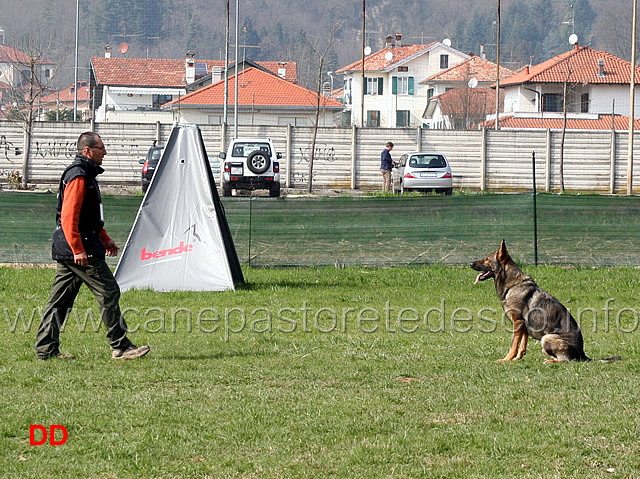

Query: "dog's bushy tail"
(599, 355), (622, 363)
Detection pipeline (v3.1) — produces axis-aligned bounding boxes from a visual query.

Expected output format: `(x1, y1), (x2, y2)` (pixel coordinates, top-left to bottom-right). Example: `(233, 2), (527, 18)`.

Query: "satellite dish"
(119, 42), (129, 54)
(364, 46), (372, 56)
(569, 34), (578, 45)
(468, 77), (478, 89)
(384, 51), (393, 61)
(442, 38), (452, 47)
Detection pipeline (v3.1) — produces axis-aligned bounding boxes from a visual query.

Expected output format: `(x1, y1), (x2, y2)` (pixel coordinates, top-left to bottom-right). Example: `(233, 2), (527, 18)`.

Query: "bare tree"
(559, 61), (579, 193)
(444, 87), (494, 129)
(305, 24), (341, 194)
(3, 36), (64, 189)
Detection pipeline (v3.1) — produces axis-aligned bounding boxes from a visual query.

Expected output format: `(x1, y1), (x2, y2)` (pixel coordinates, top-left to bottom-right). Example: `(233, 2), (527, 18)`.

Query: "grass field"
(2, 265), (640, 478)
(3, 191), (640, 267)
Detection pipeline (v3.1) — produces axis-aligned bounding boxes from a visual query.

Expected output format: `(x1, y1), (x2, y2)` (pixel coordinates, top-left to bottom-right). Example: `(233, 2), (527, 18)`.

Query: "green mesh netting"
(2, 192), (640, 267)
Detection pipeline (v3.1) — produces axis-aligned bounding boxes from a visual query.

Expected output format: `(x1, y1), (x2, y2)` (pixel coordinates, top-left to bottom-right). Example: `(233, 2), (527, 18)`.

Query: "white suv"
(220, 138), (281, 197)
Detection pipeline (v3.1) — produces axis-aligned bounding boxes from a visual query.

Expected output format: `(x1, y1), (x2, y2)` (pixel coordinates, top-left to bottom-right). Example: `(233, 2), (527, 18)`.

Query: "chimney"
(525, 65), (530, 75)
(211, 65), (222, 83)
(104, 45), (112, 58)
(395, 33), (402, 47)
(0, 27), (5, 45)
(480, 43), (486, 61)
(185, 50), (195, 84)
(385, 35), (393, 48)
(278, 61), (287, 79)
(597, 58), (605, 78)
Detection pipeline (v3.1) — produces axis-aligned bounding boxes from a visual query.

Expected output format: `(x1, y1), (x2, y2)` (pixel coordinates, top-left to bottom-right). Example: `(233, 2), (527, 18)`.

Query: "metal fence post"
(532, 151), (539, 266)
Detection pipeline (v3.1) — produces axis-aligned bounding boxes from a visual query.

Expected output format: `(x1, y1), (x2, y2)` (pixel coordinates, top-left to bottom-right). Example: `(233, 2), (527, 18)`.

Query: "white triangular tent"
(115, 124), (244, 292)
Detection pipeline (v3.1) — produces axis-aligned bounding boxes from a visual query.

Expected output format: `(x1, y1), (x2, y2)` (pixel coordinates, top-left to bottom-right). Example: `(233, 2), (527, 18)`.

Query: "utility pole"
(361, 0), (365, 127)
(628, 0), (637, 195)
(223, 0), (229, 125)
(73, 0), (79, 121)
(495, 0), (501, 130)
(234, 0), (239, 138)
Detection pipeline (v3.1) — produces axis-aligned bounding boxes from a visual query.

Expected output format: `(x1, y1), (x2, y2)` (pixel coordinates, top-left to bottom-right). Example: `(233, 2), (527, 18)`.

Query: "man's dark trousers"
(35, 258), (133, 359)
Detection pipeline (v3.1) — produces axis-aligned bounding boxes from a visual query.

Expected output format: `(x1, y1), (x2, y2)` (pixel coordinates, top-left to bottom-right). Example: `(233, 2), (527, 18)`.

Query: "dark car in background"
(139, 143), (164, 192)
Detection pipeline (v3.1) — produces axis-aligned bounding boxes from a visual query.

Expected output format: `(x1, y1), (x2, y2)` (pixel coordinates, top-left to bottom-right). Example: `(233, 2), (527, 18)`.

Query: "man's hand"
(105, 239), (119, 257)
(73, 251), (88, 266)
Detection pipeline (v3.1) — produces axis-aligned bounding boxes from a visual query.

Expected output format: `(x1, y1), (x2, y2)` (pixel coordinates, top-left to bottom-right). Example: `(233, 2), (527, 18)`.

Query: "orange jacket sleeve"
(99, 229), (112, 246)
(60, 176), (86, 255)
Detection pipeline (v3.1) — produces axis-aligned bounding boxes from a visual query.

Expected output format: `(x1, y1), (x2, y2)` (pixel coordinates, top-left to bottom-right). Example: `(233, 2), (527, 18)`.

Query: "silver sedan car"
(392, 152), (453, 195)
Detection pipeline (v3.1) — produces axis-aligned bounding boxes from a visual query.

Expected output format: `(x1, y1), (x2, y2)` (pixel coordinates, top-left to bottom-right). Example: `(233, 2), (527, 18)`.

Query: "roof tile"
(164, 67), (343, 108)
(336, 43), (437, 73)
(501, 45), (640, 86)
(40, 81), (91, 103)
(422, 56), (514, 83)
(91, 57), (297, 87)
(480, 114), (640, 130)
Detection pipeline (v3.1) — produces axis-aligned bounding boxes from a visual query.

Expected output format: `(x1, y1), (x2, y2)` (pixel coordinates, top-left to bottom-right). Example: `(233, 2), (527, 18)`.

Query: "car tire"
(222, 183), (232, 197)
(246, 150), (271, 174)
(269, 183), (281, 197)
(444, 188), (453, 196)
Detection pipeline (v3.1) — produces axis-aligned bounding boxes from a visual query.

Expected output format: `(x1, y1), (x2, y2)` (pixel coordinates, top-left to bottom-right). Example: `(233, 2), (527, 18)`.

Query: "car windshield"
(150, 148), (163, 160)
(409, 155), (446, 168)
(231, 142), (271, 157)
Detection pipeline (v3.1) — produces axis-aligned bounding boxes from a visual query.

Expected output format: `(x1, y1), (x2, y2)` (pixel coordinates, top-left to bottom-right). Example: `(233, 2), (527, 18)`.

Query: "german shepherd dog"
(471, 240), (621, 363)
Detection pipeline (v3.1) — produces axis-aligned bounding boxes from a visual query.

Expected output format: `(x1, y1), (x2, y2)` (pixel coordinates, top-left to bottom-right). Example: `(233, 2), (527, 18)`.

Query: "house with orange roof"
(420, 54), (514, 129)
(480, 114), (640, 130)
(335, 33), (469, 128)
(0, 43), (55, 116)
(0, 44), (55, 90)
(163, 67), (343, 127)
(496, 42), (640, 128)
(89, 47), (297, 123)
(39, 81), (91, 120)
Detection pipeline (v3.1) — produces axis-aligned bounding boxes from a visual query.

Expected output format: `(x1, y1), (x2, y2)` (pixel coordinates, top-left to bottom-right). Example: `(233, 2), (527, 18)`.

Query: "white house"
(0, 43), (54, 112)
(499, 42), (640, 121)
(420, 54), (514, 129)
(336, 33), (469, 128)
(163, 67), (343, 127)
(90, 47), (297, 123)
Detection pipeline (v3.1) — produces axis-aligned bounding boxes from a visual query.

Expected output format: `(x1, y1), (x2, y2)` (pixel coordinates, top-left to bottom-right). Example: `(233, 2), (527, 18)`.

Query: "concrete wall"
(2, 121), (640, 193)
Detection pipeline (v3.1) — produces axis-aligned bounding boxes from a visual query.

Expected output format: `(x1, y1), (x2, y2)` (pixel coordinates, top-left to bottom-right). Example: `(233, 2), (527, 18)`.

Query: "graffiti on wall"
(33, 140), (77, 160)
(0, 136), (22, 162)
(293, 144), (338, 184)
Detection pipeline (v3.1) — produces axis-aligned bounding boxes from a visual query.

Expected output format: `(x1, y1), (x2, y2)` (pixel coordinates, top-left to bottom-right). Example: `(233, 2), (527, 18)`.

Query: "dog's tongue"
(474, 273), (483, 285)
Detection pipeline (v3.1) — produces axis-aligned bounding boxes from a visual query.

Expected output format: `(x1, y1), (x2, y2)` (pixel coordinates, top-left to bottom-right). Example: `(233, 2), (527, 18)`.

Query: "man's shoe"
(53, 352), (75, 359)
(38, 352), (75, 360)
(111, 345), (150, 360)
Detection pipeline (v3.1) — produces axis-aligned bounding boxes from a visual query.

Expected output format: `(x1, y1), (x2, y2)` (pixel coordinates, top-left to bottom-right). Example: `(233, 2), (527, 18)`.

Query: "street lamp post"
(234, 0), (239, 138)
(73, 0), (79, 121)
(628, 0), (637, 195)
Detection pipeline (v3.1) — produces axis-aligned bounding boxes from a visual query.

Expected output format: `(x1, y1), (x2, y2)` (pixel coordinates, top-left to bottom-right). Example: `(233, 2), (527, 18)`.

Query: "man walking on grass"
(35, 132), (150, 360)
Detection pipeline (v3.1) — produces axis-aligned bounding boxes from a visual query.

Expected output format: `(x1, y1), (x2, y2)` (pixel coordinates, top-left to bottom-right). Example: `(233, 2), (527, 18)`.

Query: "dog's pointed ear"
(497, 239), (509, 264)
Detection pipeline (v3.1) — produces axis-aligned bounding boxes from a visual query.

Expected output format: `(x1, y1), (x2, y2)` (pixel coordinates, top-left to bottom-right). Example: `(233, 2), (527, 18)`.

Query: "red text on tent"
(140, 241), (194, 261)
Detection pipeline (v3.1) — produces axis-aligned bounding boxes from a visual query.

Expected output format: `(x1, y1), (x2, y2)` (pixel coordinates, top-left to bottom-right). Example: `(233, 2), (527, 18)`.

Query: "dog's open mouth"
(473, 271), (493, 285)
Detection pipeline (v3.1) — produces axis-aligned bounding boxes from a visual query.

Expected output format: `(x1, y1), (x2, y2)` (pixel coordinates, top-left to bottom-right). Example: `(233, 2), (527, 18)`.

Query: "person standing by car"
(35, 132), (150, 360)
(380, 141), (396, 192)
